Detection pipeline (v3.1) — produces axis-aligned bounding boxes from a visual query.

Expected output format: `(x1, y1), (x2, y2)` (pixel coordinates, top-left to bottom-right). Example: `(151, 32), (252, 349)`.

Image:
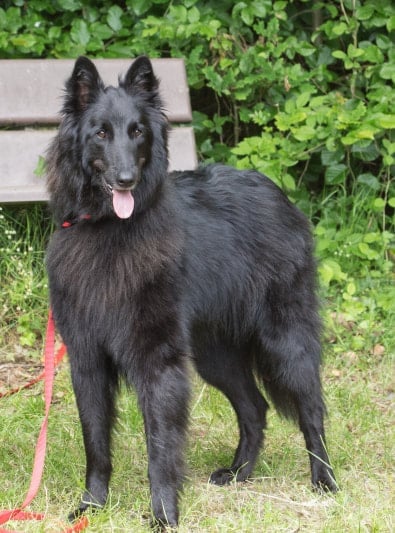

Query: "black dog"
(46, 56), (337, 529)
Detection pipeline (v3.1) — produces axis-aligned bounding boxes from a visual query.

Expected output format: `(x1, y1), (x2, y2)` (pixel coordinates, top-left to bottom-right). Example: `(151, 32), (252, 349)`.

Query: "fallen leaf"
(372, 344), (385, 357)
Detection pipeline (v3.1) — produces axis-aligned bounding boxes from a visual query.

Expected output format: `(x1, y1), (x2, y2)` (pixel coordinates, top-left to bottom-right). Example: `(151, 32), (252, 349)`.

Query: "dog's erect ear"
(122, 56), (159, 95)
(64, 56), (103, 114)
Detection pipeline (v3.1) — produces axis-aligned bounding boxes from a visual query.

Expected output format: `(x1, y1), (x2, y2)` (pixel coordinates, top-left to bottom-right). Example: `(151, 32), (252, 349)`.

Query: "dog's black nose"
(116, 172), (136, 188)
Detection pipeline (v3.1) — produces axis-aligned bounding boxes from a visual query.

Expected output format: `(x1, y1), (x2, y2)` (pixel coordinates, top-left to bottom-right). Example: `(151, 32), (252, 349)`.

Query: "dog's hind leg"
(271, 374), (338, 492)
(192, 331), (269, 485)
(257, 315), (338, 493)
(295, 385), (338, 492)
(67, 349), (118, 521)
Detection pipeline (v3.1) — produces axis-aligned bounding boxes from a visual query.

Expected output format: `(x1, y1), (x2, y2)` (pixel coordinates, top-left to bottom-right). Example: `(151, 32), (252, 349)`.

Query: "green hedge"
(1, 2), (393, 190)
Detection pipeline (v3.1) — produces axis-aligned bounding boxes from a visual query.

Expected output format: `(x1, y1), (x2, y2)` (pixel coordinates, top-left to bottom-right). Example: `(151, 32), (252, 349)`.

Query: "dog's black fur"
(46, 56), (337, 529)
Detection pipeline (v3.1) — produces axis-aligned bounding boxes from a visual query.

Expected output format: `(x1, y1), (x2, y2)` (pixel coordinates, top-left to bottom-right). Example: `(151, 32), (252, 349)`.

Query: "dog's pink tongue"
(112, 189), (134, 219)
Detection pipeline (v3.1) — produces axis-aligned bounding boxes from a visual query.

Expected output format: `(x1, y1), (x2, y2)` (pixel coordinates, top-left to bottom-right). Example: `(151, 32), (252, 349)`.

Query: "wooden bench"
(0, 59), (197, 203)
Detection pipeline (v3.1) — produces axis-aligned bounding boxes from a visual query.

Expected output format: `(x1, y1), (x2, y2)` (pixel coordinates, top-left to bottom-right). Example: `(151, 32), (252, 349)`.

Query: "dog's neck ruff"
(61, 214), (91, 228)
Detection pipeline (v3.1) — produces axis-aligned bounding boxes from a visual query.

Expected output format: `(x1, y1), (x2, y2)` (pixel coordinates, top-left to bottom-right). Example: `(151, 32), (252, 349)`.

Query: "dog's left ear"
(122, 56), (159, 95)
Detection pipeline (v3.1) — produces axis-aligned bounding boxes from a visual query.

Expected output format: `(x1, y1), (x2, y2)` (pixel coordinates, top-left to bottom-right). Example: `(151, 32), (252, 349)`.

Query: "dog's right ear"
(123, 56), (158, 95)
(63, 57), (103, 114)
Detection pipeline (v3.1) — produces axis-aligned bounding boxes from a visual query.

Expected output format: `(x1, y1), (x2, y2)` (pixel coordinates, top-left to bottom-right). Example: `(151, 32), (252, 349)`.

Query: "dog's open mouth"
(106, 184), (135, 219)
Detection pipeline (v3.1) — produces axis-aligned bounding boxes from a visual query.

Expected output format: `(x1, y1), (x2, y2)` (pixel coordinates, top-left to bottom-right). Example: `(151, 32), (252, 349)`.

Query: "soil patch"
(0, 347), (43, 396)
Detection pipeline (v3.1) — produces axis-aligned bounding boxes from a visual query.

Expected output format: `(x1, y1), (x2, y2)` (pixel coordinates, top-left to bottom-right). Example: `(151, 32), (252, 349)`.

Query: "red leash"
(0, 310), (89, 533)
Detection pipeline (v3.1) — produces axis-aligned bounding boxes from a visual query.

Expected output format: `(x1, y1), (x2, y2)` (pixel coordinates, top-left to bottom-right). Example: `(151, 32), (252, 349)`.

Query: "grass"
(0, 205), (51, 352)
(0, 328), (393, 532)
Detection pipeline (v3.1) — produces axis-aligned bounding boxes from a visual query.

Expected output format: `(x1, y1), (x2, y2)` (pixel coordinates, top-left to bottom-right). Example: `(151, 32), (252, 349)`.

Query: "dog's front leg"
(67, 350), (118, 521)
(137, 355), (190, 530)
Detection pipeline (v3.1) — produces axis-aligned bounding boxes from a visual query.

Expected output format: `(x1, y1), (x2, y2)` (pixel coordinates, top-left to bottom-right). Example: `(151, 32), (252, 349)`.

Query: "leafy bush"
(1, 1), (393, 189)
(0, 0), (394, 345)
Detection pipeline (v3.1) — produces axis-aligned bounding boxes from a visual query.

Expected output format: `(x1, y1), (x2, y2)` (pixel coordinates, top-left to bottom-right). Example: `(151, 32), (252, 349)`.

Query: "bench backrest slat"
(0, 58), (192, 125)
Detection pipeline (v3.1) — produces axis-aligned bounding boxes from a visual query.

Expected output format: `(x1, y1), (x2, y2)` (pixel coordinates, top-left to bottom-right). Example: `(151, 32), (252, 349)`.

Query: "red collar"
(61, 214), (91, 228)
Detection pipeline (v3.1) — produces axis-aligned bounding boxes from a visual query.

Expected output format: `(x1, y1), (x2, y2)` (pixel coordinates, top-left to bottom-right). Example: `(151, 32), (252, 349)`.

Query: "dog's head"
(47, 57), (168, 222)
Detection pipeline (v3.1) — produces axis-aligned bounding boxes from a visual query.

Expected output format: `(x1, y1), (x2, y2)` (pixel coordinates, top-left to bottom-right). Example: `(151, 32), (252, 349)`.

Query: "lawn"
(0, 317), (393, 532)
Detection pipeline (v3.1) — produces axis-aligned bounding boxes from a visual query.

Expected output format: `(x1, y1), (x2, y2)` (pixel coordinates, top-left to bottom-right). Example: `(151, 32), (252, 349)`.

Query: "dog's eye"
(130, 127), (143, 139)
(96, 129), (107, 139)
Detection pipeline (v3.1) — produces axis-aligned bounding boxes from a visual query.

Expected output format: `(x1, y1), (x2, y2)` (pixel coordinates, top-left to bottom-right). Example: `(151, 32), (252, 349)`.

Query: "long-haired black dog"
(46, 56), (337, 529)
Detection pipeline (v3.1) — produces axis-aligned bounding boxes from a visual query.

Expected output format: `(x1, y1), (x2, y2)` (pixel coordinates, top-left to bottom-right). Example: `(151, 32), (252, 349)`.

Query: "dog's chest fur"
(47, 218), (185, 353)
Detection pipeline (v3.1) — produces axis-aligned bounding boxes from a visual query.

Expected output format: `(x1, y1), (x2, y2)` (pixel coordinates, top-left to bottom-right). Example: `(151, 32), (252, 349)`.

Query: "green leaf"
(253, 0), (269, 17)
(332, 22), (348, 36)
(296, 91), (314, 108)
(297, 42), (315, 57)
(234, 88), (251, 100)
(106, 42), (135, 57)
(357, 173), (380, 190)
(57, 0), (80, 10)
(318, 259), (346, 286)
(10, 34), (37, 48)
(90, 22), (113, 40)
(372, 198), (386, 210)
(107, 5), (123, 32)
(325, 164), (347, 184)
(358, 242), (379, 260)
(364, 233), (381, 244)
(387, 15), (395, 31)
(360, 43), (384, 64)
(282, 173), (296, 190)
(380, 63), (395, 82)
(342, 127), (380, 145)
(292, 125), (316, 141)
(276, 110), (308, 131)
(347, 44), (364, 59)
(169, 5), (188, 23)
(70, 19), (90, 46)
(321, 148), (343, 166)
(232, 136), (261, 156)
(373, 114), (395, 129)
(315, 237), (332, 253)
(356, 4), (375, 21)
(34, 156), (46, 177)
(346, 282), (356, 296)
(351, 141), (379, 162)
(376, 35), (392, 50)
(48, 26), (62, 40)
(239, 4), (254, 26)
(273, 1), (287, 11)
(188, 6), (200, 23)
(337, 100), (367, 126)
(127, 0), (152, 16)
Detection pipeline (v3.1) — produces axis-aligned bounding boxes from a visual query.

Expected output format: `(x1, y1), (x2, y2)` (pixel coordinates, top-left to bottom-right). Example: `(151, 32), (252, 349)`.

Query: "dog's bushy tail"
(251, 278), (324, 422)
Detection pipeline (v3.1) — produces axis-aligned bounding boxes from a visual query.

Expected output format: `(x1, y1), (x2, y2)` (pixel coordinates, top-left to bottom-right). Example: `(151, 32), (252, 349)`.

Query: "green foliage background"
(0, 0), (394, 348)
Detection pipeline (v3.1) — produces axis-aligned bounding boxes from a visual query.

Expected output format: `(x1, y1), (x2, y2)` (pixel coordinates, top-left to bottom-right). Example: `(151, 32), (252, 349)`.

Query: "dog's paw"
(312, 469), (339, 494)
(209, 468), (237, 486)
(68, 498), (104, 522)
(151, 519), (178, 532)
(68, 505), (88, 523)
(150, 515), (178, 532)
